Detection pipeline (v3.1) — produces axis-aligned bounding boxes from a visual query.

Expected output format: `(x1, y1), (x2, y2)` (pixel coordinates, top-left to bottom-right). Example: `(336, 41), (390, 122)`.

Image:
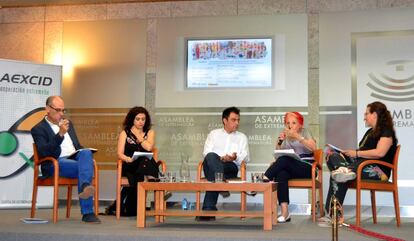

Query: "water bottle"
(182, 198), (188, 210)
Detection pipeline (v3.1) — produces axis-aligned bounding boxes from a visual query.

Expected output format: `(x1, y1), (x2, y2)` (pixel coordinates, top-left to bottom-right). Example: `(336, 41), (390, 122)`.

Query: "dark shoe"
(79, 184), (95, 199)
(82, 213), (101, 223)
(146, 207), (151, 211)
(164, 191), (172, 200)
(166, 202), (175, 208)
(195, 216), (216, 221)
(219, 191), (230, 198)
(102, 201), (116, 215)
(100, 207), (115, 216)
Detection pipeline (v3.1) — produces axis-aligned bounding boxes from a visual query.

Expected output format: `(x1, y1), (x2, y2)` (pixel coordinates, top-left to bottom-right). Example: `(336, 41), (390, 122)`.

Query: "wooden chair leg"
(53, 182), (59, 223)
(94, 176), (99, 215)
(66, 186), (72, 218)
(31, 180), (38, 218)
(95, 184), (99, 215)
(370, 190), (377, 224)
(311, 186), (316, 222)
(356, 187), (361, 226)
(318, 186), (325, 218)
(116, 183), (121, 220)
(393, 189), (401, 227)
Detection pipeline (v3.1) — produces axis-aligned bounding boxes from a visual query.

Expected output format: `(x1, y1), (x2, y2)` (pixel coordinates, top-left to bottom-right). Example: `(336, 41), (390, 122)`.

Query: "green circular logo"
(0, 132), (17, 155)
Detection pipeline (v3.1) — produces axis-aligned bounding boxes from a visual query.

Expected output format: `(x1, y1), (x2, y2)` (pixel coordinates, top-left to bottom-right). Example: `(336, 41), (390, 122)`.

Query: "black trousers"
(264, 156), (312, 204)
(121, 157), (159, 216)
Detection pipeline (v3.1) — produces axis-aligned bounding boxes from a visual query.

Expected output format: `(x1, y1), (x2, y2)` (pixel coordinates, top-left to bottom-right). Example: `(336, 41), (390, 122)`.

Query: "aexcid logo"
(0, 73), (53, 86)
(0, 108), (45, 179)
(366, 60), (414, 102)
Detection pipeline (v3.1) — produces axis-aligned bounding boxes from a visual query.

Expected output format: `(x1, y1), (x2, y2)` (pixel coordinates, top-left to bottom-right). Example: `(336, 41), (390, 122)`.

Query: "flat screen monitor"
(186, 38), (273, 89)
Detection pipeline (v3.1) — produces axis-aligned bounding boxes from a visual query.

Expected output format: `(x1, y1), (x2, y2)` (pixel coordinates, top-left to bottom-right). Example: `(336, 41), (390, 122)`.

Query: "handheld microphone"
(277, 138), (283, 146)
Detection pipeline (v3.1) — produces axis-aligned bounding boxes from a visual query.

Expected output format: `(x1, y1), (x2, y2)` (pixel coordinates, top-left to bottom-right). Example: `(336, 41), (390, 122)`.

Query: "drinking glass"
(215, 172), (224, 183)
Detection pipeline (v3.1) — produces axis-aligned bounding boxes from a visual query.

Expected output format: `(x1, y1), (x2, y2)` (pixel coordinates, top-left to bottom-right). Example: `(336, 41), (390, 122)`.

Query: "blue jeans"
(44, 150), (95, 215)
(202, 152), (238, 211)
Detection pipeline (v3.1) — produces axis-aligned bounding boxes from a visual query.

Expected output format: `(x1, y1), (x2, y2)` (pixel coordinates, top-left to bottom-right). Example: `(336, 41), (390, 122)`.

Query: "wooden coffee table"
(137, 181), (278, 230)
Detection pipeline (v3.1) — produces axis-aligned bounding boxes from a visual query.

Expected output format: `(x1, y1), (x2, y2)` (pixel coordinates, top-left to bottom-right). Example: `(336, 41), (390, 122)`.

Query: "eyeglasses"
(48, 105), (67, 114)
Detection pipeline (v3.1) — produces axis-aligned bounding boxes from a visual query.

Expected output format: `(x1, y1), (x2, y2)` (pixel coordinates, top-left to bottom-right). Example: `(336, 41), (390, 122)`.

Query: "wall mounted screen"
(186, 38), (273, 89)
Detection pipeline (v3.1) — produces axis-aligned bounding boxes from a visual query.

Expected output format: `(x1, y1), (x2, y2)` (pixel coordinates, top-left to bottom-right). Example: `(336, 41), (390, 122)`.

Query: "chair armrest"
(312, 149), (323, 181)
(311, 161), (322, 180)
(117, 159), (123, 181)
(157, 160), (167, 173)
(36, 156), (59, 179)
(355, 159), (394, 181)
(38, 156), (58, 166)
(240, 160), (246, 181)
(197, 161), (203, 182)
(117, 159), (124, 168)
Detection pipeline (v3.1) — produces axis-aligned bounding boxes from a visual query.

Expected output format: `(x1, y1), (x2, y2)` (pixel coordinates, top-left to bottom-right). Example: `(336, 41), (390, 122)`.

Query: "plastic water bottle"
(182, 198), (188, 210)
(189, 202), (195, 210)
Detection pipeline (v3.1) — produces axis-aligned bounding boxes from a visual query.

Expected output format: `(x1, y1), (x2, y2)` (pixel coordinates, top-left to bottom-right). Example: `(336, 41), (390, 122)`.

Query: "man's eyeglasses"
(48, 105), (67, 114)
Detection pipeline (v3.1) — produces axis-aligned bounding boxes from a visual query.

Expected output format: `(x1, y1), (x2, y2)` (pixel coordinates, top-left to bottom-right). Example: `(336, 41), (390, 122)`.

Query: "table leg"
(155, 190), (160, 223)
(137, 184), (147, 228)
(159, 190), (165, 223)
(272, 189), (277, 225)
(263, 187), (273, 231)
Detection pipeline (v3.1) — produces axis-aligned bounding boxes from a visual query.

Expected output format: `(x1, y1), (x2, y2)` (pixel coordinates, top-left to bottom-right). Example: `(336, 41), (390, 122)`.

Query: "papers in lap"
(273, 149), (301, 161)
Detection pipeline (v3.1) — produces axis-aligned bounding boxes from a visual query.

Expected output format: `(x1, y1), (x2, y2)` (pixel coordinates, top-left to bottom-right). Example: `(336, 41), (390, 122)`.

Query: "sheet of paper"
(326, 144), (343, 153)
(132, 151), (153, 161)
(20, 218), (48, 224)
(273, 149), (301, 161)
(67, 148), (97, 159)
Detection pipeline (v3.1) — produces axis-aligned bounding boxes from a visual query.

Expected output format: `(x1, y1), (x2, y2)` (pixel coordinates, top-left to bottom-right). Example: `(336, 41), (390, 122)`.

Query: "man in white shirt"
(31, 96), (100, 223)
(197, 107), (249, 221)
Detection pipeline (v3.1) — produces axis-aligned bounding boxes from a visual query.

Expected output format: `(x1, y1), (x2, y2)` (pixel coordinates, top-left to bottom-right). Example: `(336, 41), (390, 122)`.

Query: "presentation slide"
(186, 38), (273, 89)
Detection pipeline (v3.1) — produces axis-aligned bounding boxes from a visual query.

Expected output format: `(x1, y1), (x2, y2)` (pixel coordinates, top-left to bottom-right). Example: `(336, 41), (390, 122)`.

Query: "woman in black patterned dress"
(105, 106), (159, 216)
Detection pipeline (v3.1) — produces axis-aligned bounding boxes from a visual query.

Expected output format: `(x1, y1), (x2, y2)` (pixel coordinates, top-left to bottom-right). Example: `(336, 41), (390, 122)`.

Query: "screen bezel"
(184, 36), (275, 90)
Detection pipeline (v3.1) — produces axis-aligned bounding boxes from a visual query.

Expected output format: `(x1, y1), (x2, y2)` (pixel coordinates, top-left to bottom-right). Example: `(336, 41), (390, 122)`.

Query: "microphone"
(277, 138), (283, 146)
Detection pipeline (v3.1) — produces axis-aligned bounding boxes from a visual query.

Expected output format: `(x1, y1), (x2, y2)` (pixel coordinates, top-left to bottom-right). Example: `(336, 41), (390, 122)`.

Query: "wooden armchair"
(348, 145), (401, 227)
(30, 143), (99, 223)
(288, 149), (324, 222)
(116, 147), (166, 219)
(195, 160), (246, 213)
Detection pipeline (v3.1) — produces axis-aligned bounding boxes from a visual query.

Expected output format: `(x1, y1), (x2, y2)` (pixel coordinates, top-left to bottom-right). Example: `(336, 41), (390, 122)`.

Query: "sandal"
(318, 197), (344, 227)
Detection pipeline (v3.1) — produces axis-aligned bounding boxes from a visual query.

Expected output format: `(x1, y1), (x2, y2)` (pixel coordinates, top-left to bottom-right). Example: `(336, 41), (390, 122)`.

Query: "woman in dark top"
(118, 106), (158, 185)
(105, 106), (159, 216)
(319, 101), (397, 226)
(117, 106), (159, 216)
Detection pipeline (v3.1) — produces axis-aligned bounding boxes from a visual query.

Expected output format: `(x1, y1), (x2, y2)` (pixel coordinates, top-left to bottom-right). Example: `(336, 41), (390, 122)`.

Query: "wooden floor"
(0, 206), (412, 241)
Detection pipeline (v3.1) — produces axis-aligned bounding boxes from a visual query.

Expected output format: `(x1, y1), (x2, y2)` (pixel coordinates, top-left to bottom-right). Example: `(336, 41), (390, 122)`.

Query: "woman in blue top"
(264, 112), (317, 223)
